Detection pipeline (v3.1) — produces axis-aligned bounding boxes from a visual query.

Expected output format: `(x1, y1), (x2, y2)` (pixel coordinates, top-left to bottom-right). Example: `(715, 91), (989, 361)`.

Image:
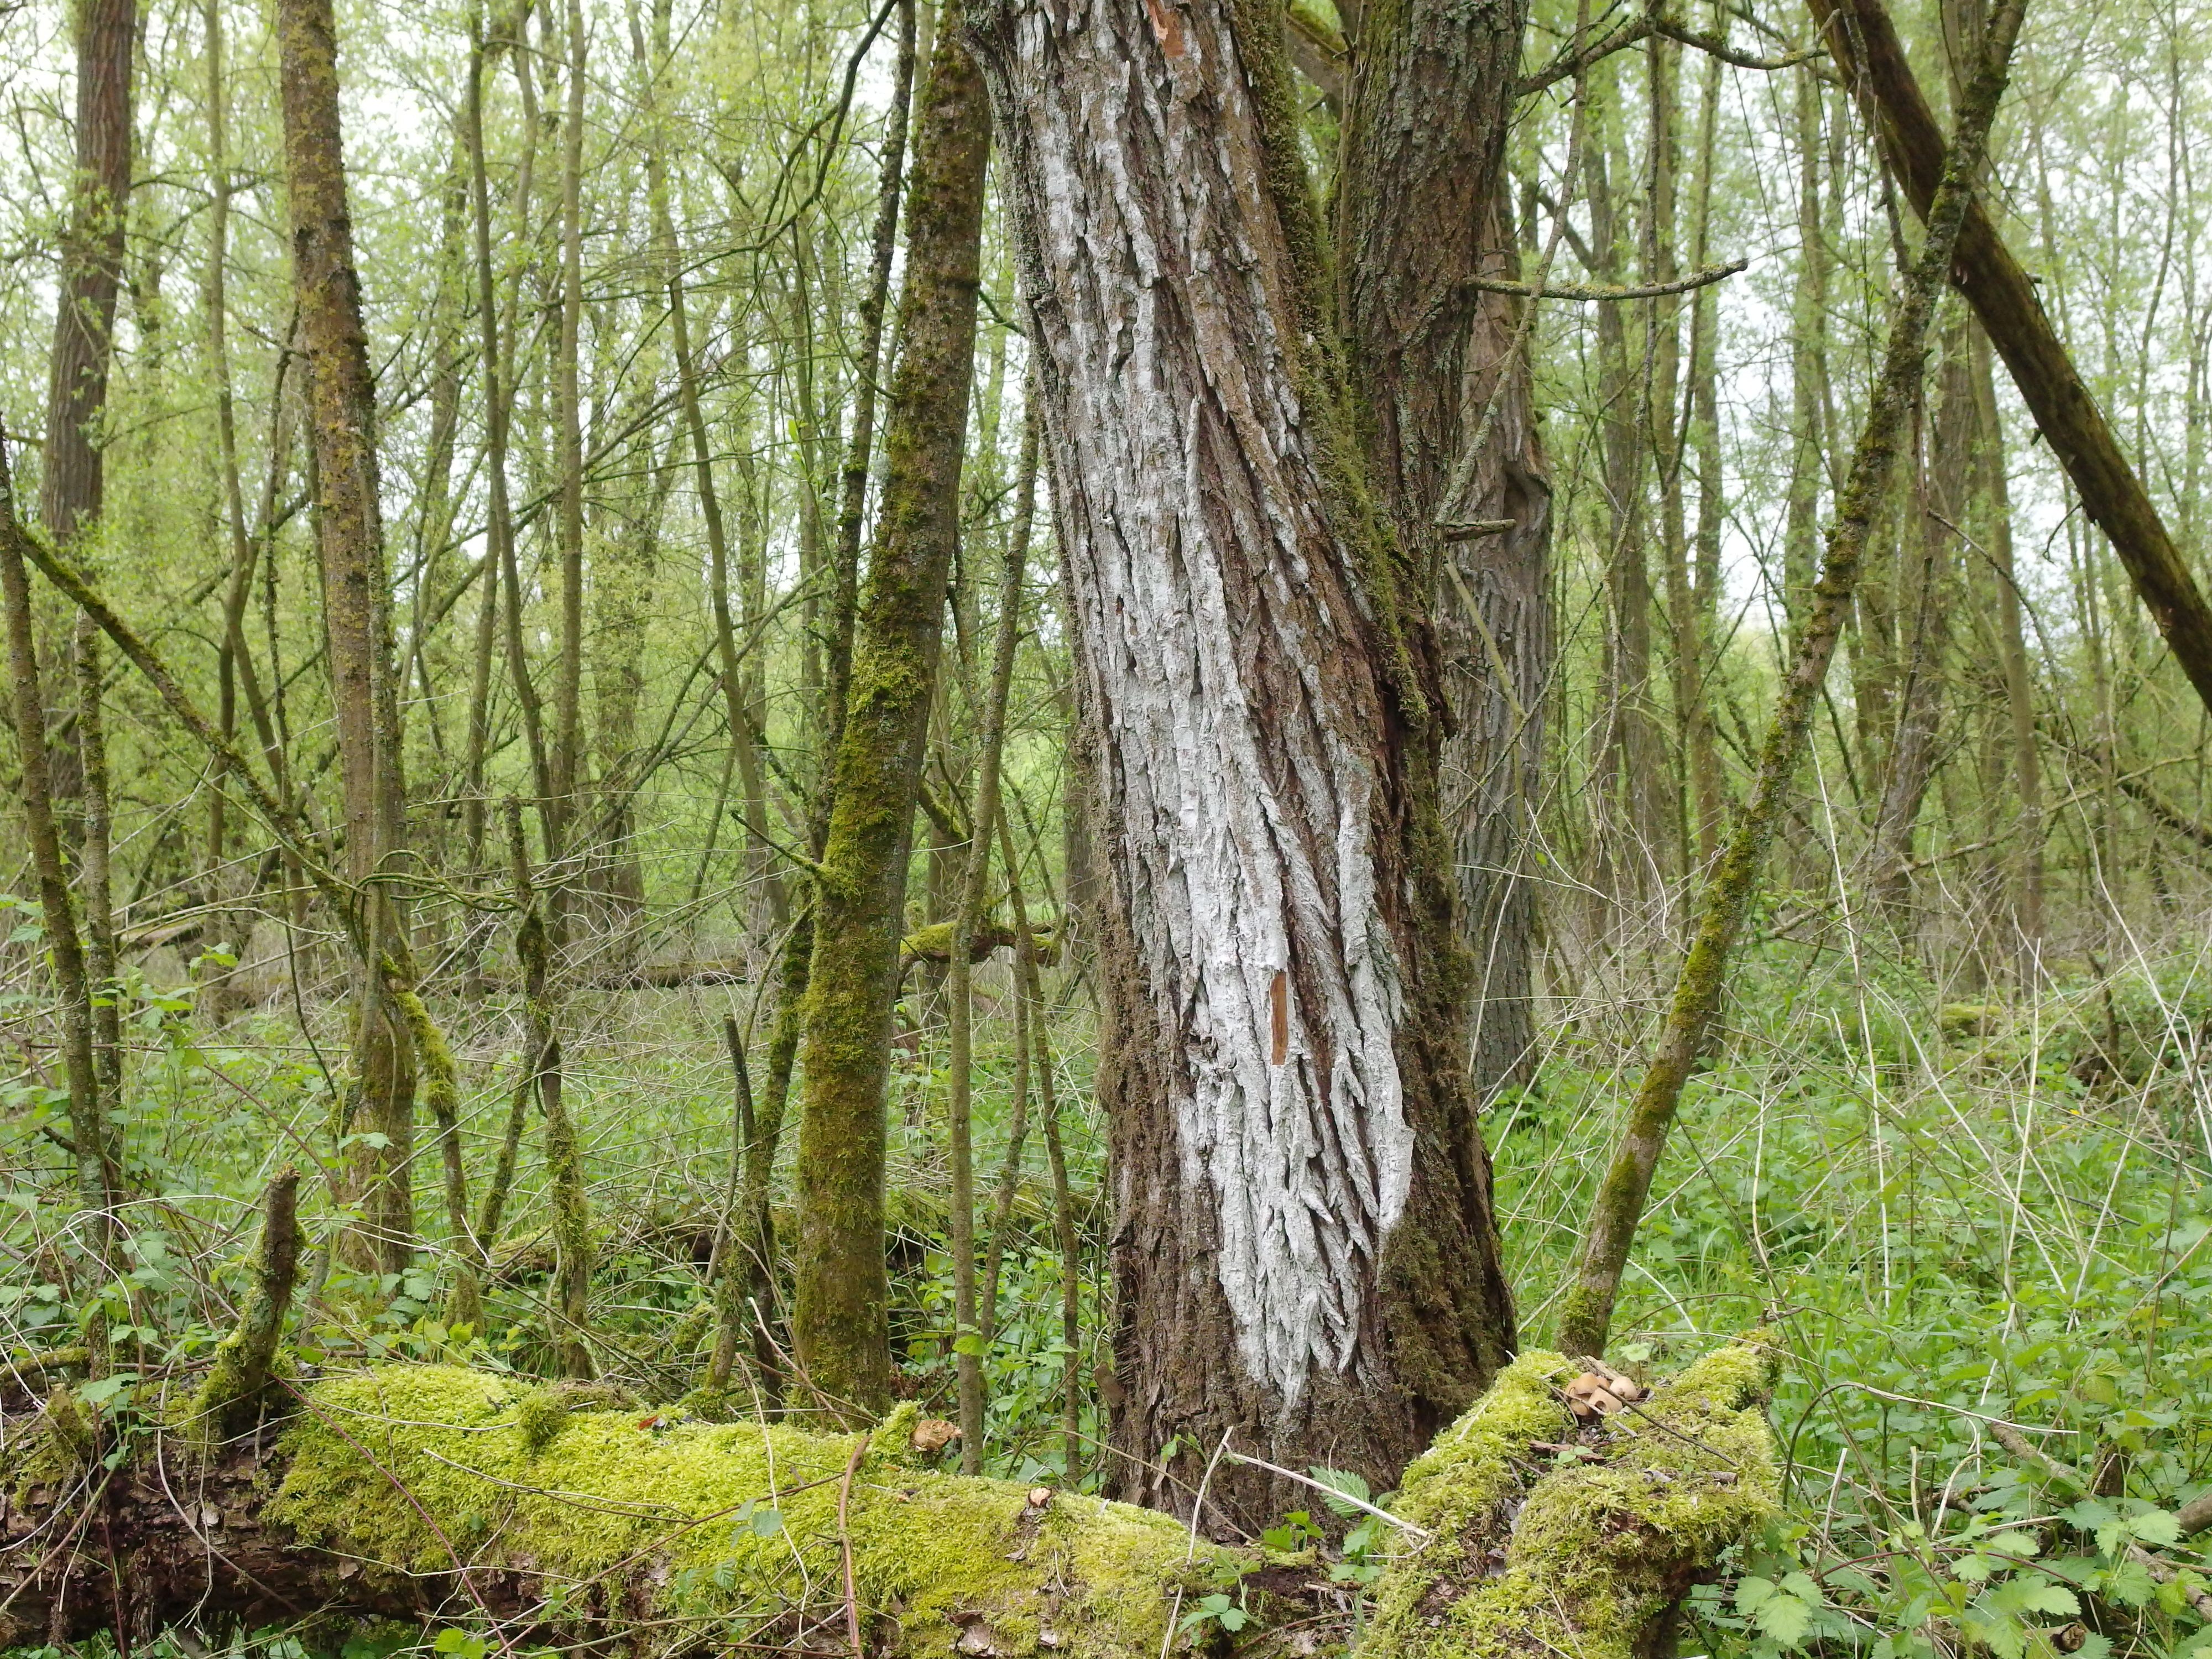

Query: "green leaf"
(1306, 1466), (1372, 1518)
(749, 1506), (784, 1537)
(1752, 1590), (1813, 1646)
(2063, 1498), (2118, 1535)
(2010, 1584), (2079, 1617)
(2126, 1509), (2182, 1547)
(951, 1332), (987, 1357)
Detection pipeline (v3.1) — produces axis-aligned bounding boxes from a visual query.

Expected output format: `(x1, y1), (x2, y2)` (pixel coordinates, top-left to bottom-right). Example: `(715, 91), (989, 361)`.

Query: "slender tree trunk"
(1646, 34), (1692, 878)
(791, 8), (992, 1420)
(1783, 65), (1829, 640)
(1582, 106), (1664, 905)
(549, 0), (588, 869)
(1559, 0), (2024, 1359)
(72, 620), (121, 1112)
(0, 441), (114, 1269)
(1974, 328), (2043, 961)
(1684, 25), (1726, 865)
(205, 0), (248, 914)
(946, 408), (1036, 1472)
(1869, 330), (1972, 916)
(831, 0), (919, 749)
(996, 804), (1081, 1486)
(972, 0), (1524, 1521)
(505, 797), (593, 1378)
(275, 0), (418, 1276)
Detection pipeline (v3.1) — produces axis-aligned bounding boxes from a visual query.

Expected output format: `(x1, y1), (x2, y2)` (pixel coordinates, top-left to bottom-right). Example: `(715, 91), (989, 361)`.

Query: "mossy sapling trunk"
(1557, 0), (2027, 1361)
(946, 408), (1037, 1471)
(505, 796), (594, 1379)
(0, 437), (118, 1273)
(275, 0), (419, 1279)
(1807, 0), (2212, 725)
(188, 1167), (305, 1445)
(970, 0), (1520, 1522)
(2, 1341), (1780, 1657)
(731, 0), (917, 1405)
(792, 3), (992, 1420)
(394, 982), (479, 1328)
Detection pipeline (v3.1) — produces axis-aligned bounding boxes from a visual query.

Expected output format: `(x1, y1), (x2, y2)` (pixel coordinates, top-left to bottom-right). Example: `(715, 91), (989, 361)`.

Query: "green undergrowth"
(1499, 938), (2212, 1657)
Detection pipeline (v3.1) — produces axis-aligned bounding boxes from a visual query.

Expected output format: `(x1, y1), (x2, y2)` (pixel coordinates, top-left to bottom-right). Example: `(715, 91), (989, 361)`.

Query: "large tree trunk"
(1340, 6), (1552, 1103)
(969, 0), (1521, 1526)
(41, 0), (135, 546)
(790, 8), (993, 1418)
(275, 0), (418, 1276)
(2, 1346), (1778, 1659)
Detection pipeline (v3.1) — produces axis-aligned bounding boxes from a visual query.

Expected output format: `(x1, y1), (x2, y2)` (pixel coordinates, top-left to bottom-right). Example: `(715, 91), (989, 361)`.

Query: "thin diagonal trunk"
(1559, 0), (2025, 1359)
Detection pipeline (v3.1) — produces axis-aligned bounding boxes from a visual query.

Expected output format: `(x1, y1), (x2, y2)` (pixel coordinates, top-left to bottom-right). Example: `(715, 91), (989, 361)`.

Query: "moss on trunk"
(791, 0), (992, 1419)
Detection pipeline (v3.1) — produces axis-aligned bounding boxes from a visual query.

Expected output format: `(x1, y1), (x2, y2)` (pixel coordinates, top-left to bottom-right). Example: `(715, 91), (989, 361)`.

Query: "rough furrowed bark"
(968, 0), (1514, 1522)
(1, 1343), (1777, 1658)
(1557, 0), (2026, 1361)
(791, 3), (992, 1421)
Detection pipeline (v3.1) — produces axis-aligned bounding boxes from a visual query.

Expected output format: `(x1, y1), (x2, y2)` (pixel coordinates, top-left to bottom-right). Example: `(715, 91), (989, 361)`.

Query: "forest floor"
(4, 917), (2211, 1657)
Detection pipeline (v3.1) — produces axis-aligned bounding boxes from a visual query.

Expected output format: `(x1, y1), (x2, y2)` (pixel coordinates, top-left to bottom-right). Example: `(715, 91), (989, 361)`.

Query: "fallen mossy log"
(2, 1343), (1777, 1655)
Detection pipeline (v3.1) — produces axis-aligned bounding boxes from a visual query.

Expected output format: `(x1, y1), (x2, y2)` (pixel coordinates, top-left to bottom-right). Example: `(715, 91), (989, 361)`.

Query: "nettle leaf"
(1962, 1603), (2027, 1659)
(2104, 1557), (2157, 1608)
(2125, 1507), (2181, 1547)
(2062, 1499), (2119, 1535)
(2006, 1583), (2079, 1618)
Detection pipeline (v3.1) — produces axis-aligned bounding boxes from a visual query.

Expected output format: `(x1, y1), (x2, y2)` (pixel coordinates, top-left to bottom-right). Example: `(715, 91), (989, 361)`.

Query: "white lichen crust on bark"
(980, 0), (1411, 1406)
